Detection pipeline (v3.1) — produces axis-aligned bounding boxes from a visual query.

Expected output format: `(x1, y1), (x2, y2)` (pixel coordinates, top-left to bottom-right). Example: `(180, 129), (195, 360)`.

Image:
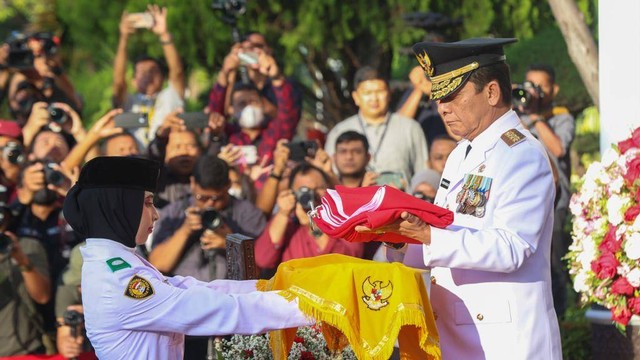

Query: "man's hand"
(49, 102), (86, 140)
(148, 5), (168, 37)
(18, 162), (46, 203)
(217, 144), (242, 167)
(183, 206), (203, 232)
(361, 171), (378, 187)
(272, 139), (290, 177)
(88, 109), (125, 139)
(249, 155), (273, 182)
(199, 225), (231, 251)
(7, 231), (30, 267)
(408, 65), (431, 96)
(22, 102), (50, 146)
(276, 189), (297, 217)
(306, 147), (333, 176)
(119, 11), (136, 38)
(156, 108), (186, 138)
(257, 51), (282, 81)
(355, 211), (431, 245)
(207, 111), (226, 136)
(57, 305), (85, 360)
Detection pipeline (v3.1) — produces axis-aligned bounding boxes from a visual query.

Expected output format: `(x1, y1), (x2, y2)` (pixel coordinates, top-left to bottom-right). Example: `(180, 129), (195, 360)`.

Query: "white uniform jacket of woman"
(400, 110), (562, 359)
(81, 238), (310, 360)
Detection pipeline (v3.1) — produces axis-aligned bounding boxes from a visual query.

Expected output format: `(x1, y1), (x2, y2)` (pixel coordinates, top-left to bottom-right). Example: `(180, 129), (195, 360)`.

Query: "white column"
(599, 0), (640, 151)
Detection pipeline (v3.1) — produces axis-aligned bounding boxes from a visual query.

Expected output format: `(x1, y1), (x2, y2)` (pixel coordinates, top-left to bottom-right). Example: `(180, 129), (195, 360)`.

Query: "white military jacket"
(80, 238), (312, 360)
(401, 110), (562, 359)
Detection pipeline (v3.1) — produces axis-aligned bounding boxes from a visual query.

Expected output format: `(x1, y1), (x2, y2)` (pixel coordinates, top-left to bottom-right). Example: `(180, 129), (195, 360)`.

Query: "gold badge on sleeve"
(124, 275), (155, 300)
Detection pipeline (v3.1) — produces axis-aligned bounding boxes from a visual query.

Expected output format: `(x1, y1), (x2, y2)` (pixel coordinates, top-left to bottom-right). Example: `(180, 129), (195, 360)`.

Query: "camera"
(43, 161), (65, 186)
(286, 141), (318, 163)
(511, 81), (543, 112)
(5, 31), (58, 69)
(2, 142), (25, 165)
(294, 186), (317, 212)
(0, 233), (12, 254)
(201, 208), (223, 231)
(211, 0), (247, 17)
(63, 309), (84, 338)
(47, 104), (68, 124)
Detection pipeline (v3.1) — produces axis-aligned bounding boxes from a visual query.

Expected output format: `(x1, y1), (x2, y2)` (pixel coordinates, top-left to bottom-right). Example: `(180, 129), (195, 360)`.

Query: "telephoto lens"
(47, 105), (68, 124)
(200, 208), (223, 231)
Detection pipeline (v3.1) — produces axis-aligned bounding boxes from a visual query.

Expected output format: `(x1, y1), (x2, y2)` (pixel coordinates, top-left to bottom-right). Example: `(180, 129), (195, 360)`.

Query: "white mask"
(228, 187), (243, 199)
(238, 105), (265, 129)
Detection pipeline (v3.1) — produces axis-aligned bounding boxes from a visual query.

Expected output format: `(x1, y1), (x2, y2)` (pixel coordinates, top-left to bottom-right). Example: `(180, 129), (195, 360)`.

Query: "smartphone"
(238, 51), (259, 66)
(128, 12), (154, 29)
(178, 112), (208, 130)
(286, 141), (317, 162)
(114, 112), (148, 129)
(237, 145), (258, 165)
(376, 171), (405, 190)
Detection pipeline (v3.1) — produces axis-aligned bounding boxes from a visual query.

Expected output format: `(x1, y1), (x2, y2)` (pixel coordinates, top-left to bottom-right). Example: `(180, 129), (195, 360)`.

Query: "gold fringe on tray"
(256, 254), (441, 360)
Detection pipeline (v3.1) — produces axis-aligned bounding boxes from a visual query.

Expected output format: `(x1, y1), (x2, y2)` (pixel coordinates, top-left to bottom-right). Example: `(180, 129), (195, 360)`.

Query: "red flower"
(294, 336), (305, 344)
(629, 297), (640, 315)
(612, 305), (633, 327)
(300, 351), (315, 360)
(624, 157), (640, 186)
(611, 277), (635, 296)
(591, 252), (619, 279)
(619, 128), (640, 154)
(242, 349), (254, 358)
(598, 225), (621, 254)
(625, 205), (640, 223)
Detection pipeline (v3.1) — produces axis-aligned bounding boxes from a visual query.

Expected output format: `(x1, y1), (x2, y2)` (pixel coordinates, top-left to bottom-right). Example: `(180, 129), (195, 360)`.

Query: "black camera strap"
(357, 112), (391, 163)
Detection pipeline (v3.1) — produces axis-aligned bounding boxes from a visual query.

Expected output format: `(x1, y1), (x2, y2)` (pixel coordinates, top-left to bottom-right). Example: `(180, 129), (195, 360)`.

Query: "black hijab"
(63, 157), (160, 248)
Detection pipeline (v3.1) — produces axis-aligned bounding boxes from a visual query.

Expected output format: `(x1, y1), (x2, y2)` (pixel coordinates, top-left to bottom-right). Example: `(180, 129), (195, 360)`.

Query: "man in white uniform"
(358, 38), (562, 359)
(62, 157), (312, 360)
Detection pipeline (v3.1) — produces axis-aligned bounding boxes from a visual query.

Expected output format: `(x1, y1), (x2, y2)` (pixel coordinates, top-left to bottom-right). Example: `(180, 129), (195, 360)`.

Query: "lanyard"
(357, 113), (391, 162)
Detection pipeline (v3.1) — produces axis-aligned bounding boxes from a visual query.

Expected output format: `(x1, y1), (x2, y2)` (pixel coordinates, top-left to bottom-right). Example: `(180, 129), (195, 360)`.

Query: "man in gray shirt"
(325, 66), (428, 186)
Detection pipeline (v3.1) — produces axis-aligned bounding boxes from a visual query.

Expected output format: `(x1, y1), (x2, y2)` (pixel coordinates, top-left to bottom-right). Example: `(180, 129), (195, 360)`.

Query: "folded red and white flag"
(312, 185), (454, 244)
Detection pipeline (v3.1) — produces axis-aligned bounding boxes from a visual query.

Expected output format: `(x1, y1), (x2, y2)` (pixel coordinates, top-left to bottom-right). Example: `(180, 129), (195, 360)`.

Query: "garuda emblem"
(415, 51), (434, 77)
(361, 276), (393, 311)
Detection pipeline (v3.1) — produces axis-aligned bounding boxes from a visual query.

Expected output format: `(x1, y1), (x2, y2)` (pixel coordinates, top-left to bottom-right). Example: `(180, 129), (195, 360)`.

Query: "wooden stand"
(225, 233), (258, 280)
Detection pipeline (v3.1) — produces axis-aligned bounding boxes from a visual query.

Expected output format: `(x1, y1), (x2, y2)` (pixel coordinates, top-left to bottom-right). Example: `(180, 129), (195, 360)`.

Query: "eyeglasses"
(194, 193), (224, 203)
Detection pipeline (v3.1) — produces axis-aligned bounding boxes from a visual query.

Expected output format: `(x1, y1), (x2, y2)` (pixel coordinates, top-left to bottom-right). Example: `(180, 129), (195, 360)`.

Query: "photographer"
(0, 231), (51, 356)
(55, 243), (92, 359)
(0, 120), (27, 203)
(2, 32), (82, 125)
(255, 163), (364, 273)
(515, 64), (575, 318)
(112, 5), (185, 148)
(207, 43), (300, 155)
(149, 155), (265, 279)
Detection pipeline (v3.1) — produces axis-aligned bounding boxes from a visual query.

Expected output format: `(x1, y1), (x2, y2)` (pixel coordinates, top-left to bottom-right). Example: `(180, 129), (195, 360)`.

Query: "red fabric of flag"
(313, 185), (453, 244)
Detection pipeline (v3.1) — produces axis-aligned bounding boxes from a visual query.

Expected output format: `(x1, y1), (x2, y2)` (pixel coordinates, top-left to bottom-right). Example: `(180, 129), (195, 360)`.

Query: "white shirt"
(80, 238), (312, 360)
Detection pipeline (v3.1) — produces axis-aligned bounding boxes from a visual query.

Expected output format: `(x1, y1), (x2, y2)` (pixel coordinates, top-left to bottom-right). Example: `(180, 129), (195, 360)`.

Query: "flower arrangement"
(567, 127), (640, 330)
(219, 324), (357, 360)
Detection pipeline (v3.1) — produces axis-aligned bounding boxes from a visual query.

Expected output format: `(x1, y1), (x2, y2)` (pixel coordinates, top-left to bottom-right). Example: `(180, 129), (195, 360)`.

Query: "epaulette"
(500, 129), (526, 147)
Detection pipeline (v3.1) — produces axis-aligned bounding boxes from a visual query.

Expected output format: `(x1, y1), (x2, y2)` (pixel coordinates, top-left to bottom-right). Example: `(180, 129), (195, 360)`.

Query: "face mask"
(228, 187), (243, 199)
(238, 105), (265, 129)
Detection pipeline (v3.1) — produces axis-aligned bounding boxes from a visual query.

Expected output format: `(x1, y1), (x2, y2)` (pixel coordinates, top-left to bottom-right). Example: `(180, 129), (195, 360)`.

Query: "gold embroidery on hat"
(430, 62), (480, 83)
(415, 51), (434, 77)
(432, 76), (463, 100)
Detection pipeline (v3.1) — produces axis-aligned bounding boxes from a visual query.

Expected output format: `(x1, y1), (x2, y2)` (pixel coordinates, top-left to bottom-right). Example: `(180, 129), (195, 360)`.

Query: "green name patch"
(106, 257), (132, 272)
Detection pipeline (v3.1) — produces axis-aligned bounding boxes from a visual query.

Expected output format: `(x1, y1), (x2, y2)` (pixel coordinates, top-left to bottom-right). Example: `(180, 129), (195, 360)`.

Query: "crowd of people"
(0, 5), (575, 359)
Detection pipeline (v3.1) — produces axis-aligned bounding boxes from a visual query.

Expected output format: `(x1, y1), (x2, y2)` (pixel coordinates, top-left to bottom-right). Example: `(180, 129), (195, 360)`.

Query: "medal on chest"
(455, 173), (492, 218)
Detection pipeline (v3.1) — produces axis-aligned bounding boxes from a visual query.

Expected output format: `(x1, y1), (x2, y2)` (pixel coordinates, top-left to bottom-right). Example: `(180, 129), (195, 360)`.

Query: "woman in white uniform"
(63, 156), (312, 360)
